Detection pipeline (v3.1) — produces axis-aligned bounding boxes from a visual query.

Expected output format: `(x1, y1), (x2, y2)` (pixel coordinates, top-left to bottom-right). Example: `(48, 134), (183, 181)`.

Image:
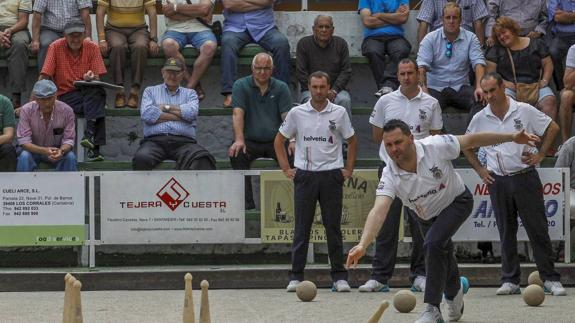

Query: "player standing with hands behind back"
(347, 119), (541, 323)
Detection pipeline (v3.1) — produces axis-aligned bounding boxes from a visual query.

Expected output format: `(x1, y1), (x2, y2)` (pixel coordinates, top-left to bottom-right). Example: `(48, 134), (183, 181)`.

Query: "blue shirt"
(223, 5), (275, 42)
(358, 0), (409, 38)
(549, 0), (575, 34)
(140, 84), (199, 139)
(417, 27), (485, 92)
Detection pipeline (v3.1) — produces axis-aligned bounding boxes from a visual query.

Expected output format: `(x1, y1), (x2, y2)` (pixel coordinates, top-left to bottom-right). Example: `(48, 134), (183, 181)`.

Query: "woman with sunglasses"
(485, 17), (557, 127)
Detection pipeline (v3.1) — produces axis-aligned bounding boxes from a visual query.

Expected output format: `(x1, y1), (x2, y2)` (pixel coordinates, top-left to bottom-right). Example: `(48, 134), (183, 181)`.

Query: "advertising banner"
(0, 173), (85, 246)
(99, 171), (244, 244)
(260, 170), (382, 243)
(453, 168), (565, 241)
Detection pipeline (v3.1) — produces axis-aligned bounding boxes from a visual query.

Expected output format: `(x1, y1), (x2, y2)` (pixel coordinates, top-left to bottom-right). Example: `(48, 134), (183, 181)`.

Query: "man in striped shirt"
(132, 58), (215, 170)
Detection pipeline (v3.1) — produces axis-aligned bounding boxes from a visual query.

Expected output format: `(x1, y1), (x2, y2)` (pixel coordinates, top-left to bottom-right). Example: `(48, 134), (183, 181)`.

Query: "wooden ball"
(296, 281), (317, 302)
(528, 271), (543, 287)
(523, 284), (545, 307)
(393, 290), (416, 313)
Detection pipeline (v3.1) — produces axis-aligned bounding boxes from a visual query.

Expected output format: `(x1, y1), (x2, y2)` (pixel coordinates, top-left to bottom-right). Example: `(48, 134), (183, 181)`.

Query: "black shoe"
(87, 149), (104, 162)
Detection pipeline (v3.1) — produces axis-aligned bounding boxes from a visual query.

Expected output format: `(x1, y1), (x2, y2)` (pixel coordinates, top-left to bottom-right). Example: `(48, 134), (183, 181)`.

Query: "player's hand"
(98, 40), (109, 56)
(522, 150), (544, 166)
(512, 130), (540, 147)
(341, 168), (353, 180)
(282, 168), (296, 179)
(477, 167), (494, 185)
(148, 40), (160, 56)
(346, 244), (366, 268)
(228, 140), (246, 157)
(30, 40), (40, 54)
(83, 70), (95, 81)
(287, 141), (295, 156)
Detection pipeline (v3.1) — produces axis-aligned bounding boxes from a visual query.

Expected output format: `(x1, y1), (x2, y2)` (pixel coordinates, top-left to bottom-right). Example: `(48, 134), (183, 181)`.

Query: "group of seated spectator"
(1, 0), (575, 174)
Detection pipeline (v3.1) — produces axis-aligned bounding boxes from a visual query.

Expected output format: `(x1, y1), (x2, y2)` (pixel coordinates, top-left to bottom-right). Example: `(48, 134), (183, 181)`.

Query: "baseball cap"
(64, 21), (86, 34)
(32, 79), (57, 98)
(163, 58), (184, 72)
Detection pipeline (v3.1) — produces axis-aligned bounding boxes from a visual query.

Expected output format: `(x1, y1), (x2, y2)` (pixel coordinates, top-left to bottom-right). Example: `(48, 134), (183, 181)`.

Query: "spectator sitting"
(485, 17), (556, 127)
(220, 0), (291, 108)
(296, 14), (352, 117)
(228, 52), (292, 210)
(41, 21), (108, 162)
(417, 2), (486, 125)
(31, 0), (92, 71)
(0, 0), (32, 109)
(548, 0), (575, 90)
(132, 58), (216, 170)
(96, 0), (160, 109)
(559, 44), (575, 144)
(16, 80), (77, 172)
(416, 0), (488, 45)
(486, 0), (547, 47)
(0, 94), (17, 171)
(160, 0), (217, 102)
(358, 0), (411, 97)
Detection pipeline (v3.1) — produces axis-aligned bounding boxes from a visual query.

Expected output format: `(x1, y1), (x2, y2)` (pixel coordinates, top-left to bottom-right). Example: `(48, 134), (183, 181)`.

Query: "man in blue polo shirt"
(358, 0), (412, 97)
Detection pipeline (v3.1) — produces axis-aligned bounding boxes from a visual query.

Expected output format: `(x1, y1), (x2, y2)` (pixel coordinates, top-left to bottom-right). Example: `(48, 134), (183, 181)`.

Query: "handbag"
(184, 0), (222, 45)
(506, 47), (540, 106)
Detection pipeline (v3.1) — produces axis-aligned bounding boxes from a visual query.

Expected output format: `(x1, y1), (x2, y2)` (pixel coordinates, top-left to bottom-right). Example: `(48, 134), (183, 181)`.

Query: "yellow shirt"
(98, 0), (155, 28)
(0, 0), (32, 27)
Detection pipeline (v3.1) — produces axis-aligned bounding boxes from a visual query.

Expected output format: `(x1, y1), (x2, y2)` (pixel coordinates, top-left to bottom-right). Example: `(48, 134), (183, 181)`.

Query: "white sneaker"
(496, 282), (521, 295)
(286, 280), (300, 292)
(332, 280), (351, 292)
(444, 284), (464, 322)
(374, 86), (393, 97)
(411, 275), (427, 292)
(415, 304), (445, 323)
(544, 281), (567, 296)
(358, 279), (389, 292)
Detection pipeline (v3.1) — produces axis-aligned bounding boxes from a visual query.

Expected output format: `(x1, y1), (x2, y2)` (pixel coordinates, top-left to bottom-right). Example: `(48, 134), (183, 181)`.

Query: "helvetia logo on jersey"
(303, 136), (327, 142)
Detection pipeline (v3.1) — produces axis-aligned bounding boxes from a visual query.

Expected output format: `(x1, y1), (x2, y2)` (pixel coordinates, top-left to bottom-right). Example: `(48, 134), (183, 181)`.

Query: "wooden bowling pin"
(62, 274), (72, 323)
(183, 273), (195, 323)
(367, 300), (389, 323)
(199, 280), (211, 323)
(72, 280), (83, 323)
(64, 275), (77, 323)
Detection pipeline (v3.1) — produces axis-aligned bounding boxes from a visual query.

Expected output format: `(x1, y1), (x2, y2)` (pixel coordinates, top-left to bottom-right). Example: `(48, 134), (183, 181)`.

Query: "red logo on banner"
(156, 178), (190, 211)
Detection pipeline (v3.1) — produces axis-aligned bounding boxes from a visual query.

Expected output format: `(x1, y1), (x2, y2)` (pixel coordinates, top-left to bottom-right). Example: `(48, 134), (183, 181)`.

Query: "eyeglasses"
(253, 66), (273, 72)
(445, 41), (453, 58)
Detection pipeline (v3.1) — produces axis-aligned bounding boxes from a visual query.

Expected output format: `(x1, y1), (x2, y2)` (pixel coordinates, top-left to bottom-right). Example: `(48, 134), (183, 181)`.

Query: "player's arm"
(274, 132), (295, 179)
(456, 130), (540, 151)
(346, 195), (394, 267)
(462, 147), (494, 184)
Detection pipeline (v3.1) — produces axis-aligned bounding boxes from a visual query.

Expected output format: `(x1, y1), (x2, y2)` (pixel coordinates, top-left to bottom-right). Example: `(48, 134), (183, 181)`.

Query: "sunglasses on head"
(445, 41), (453, 58)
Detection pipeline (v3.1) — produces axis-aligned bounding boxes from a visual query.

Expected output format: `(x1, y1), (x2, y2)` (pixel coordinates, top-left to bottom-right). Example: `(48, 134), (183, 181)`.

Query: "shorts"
(505, 86), (555, 104)
(161, 30), (216, 50)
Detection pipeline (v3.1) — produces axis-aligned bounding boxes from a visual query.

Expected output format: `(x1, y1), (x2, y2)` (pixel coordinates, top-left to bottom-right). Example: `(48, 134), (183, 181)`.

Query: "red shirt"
(41, 38), (107, 96)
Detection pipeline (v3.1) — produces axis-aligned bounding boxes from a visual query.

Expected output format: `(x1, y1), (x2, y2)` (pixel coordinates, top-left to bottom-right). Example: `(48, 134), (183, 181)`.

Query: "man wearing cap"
(16, 80), (77, 172)
(0, 94), (17, 172)
(41, 21), (107, 162)
(132, 58), (216, 170)
(31, 0), (92, 71)
(0, 0), (33, 109)
(274, 71), (357, 293)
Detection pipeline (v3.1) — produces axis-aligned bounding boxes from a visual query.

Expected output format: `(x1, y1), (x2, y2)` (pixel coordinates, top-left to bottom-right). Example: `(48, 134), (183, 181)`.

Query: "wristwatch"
(163, 105), (171, 112)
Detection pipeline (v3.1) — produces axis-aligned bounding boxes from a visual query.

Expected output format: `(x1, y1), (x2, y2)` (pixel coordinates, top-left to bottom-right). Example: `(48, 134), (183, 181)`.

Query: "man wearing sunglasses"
(417, 2), (486, 127)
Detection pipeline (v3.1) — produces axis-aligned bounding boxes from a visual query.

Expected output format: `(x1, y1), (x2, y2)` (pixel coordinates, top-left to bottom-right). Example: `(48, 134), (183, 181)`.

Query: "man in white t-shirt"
(161, 0), (216, 99)
(464, 72), (566, 297)
(559, 44), (575, 144)
(347, 118), (539, 323)
(359, 58), (442, 293)
(274, 71), (357, 293)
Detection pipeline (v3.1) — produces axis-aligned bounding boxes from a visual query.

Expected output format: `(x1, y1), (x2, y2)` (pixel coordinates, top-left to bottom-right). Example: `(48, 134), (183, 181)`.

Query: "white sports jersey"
(376, 135), (466, 220)
(279, 100), (355, 171)
(466, 98), (551, 176)
(369, 88), (443, 162)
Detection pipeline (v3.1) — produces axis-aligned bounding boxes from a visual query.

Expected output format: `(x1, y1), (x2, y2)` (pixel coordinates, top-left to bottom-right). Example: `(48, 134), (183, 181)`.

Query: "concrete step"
(0, 263), (573, 291)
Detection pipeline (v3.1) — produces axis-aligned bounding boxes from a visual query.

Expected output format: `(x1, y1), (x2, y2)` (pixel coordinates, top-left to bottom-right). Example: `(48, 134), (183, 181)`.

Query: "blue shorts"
(505, 86), (555, 104)
(161, 30), (216, 50)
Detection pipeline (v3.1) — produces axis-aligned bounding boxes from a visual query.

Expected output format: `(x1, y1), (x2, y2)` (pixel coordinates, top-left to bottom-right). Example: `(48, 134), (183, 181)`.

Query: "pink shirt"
(17, 100), (76, 148)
